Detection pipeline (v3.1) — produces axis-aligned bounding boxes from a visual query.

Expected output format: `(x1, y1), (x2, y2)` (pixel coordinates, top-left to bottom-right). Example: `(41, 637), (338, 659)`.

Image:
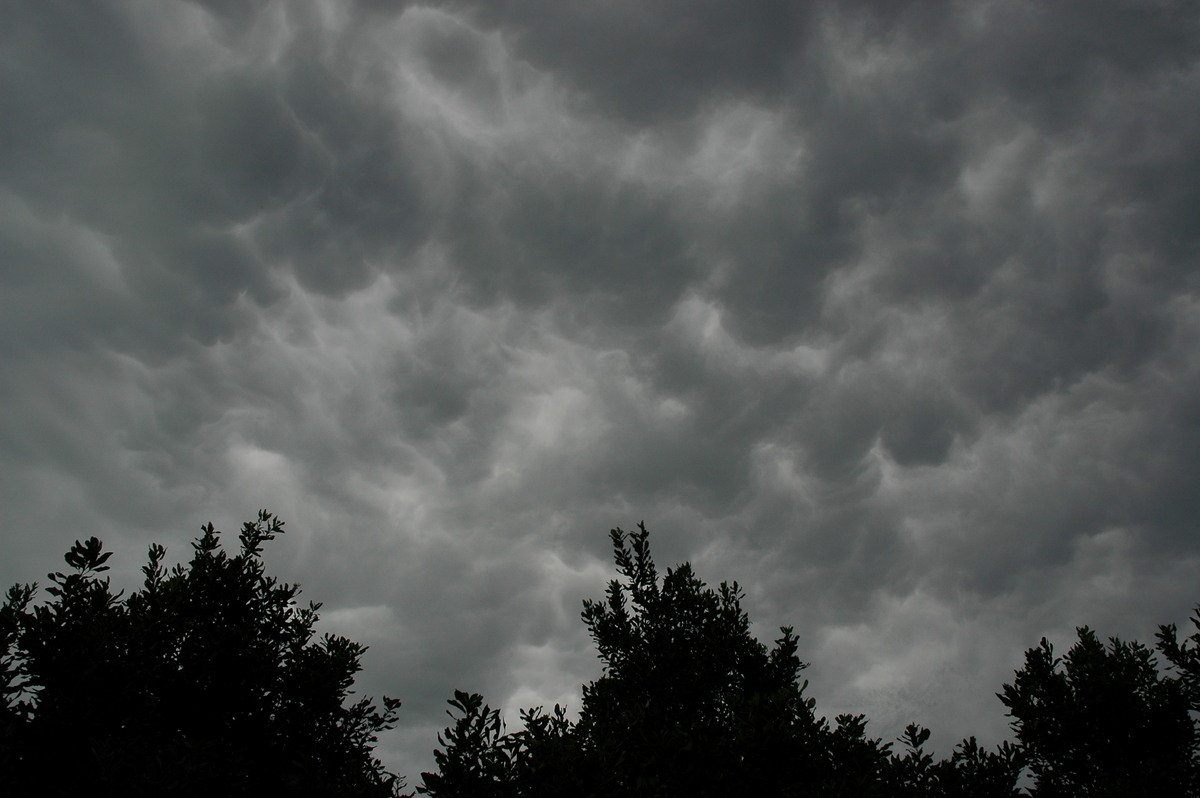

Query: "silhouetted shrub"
(1002, 625), (1199, 797)
(0, 511), (405, 798)
(421, 524), (1023, 797)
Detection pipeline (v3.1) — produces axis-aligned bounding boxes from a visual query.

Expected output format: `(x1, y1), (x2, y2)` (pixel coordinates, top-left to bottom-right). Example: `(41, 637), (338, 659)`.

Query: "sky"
(3, 0), (1200, 783)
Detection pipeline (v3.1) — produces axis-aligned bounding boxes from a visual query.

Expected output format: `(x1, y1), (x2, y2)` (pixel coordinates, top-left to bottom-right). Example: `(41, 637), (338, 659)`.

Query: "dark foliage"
(9, 514), (1199, 796)
(420, 524), (1023, 797)
(0, 511), (405, 798)
(1000, 623), (1200, 797)
(1158, 608), (1200, 714)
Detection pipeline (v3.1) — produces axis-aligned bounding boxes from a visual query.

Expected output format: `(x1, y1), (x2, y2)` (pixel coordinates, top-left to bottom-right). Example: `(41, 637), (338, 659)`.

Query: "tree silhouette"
(17, 513), (1195, 796)
(1158, 605), (1200, 715)
(421, 524), (1023, 797)
(1001, 625), (1199, 797)
(0, 511), (405, 798)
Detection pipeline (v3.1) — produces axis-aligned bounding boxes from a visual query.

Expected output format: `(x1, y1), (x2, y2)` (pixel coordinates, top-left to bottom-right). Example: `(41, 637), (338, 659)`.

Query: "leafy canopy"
(6, 514), (1200, 796)
(420, 524), (1024, 797)
(0, 511), (405, 798)
(1000, 624), (1200, 797)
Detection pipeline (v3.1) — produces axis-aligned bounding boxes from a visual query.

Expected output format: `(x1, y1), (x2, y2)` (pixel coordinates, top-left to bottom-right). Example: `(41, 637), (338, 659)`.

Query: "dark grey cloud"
(444, 0), (814, 123)
(3, 0), (1199, 780)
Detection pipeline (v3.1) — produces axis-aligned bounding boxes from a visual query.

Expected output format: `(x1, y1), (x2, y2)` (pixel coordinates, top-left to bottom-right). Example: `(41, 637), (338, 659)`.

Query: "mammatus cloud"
(2, 0), (1199, 780)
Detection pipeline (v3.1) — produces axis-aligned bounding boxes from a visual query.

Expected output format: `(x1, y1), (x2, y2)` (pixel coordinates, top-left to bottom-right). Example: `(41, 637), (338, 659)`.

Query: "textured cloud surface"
(3, 0), (1200, 779)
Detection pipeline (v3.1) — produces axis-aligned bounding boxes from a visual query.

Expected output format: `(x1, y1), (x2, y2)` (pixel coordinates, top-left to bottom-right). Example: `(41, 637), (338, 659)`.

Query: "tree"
(421, 524), (1022, 797)
(1000, 625), (1198, 797)
(568, 524), (823, 795)
(0, 511), (406, 798)
(418, 690), (526, 798)
(1157, 605), (1200, 715)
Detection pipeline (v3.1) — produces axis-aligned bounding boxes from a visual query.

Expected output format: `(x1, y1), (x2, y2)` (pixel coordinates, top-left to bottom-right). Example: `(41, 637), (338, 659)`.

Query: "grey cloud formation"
(3, 0), (1200, 780)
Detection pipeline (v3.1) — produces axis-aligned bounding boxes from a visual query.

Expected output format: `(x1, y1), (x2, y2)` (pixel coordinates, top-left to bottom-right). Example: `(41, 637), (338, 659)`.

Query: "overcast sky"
(3, 0), (1200, 782)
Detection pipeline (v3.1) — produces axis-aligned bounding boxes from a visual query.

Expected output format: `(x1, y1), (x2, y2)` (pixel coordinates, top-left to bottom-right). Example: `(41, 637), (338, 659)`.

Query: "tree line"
(2, 512), (1198, 796)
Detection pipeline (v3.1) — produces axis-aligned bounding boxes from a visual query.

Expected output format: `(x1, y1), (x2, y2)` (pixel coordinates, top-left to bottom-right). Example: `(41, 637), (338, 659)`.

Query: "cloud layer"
(3, 0), (1199, 779)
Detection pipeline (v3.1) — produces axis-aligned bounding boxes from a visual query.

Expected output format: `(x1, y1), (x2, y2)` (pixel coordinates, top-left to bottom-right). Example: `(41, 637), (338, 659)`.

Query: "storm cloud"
(3, 0), (1199, 779)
